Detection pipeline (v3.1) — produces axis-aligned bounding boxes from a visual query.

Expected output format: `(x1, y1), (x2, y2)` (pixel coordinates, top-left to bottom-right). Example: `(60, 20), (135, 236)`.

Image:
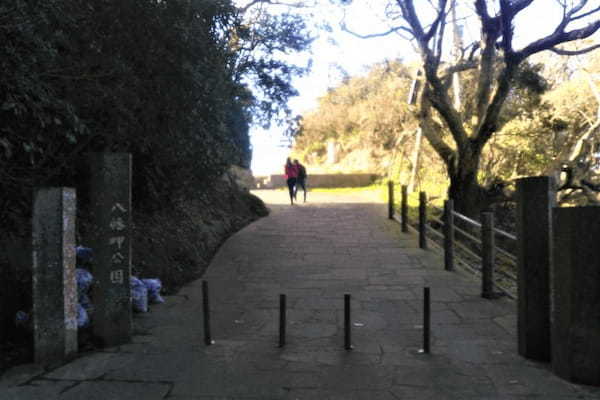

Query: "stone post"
(552, 207), (600, 385)
(516, 176), (555, 362)
(32, 188), (78, 364)
(327, 139), (337, 164)
(88, 153), (132, 346)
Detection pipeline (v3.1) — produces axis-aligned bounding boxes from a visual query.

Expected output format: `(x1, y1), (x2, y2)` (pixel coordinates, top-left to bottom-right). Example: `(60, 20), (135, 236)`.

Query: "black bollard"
(401, 185), (408, 233)
(279, 294), (286, 347)
(419, 192), (428, 249)
(344, 294), (352, 350)
(202, 280), (212, 346)
(388, 181), (394, 220)
(422, 287), (430, 354)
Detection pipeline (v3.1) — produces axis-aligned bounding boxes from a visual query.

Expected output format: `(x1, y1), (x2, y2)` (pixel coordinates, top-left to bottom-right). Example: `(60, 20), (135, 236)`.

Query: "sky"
(247, 1), (600, 176)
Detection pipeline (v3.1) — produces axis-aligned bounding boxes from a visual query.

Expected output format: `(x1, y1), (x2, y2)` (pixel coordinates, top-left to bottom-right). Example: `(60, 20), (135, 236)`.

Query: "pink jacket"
(284, 164), (299, 179)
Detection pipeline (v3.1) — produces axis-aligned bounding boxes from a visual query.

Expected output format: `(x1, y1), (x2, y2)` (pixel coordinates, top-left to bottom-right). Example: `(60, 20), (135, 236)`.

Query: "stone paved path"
(3, 189), (600, 399)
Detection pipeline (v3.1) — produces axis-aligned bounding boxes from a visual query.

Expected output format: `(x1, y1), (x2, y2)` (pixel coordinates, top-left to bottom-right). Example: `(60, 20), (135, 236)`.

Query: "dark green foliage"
(1, 0), (241, 224)
(0, 0), (310, 354)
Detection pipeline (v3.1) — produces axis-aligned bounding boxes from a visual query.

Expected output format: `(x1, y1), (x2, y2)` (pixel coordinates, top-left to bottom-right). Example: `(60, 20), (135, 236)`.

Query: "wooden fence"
(387, 181), (518, 299)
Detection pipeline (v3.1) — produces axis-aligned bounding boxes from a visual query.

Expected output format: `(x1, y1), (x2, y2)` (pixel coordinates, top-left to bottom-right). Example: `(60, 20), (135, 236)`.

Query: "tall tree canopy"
(339, 0), (600, 215)
(0, 0), (312, 231)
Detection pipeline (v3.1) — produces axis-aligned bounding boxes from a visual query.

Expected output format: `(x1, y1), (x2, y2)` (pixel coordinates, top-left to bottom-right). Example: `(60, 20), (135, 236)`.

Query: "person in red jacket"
(284, 157), (299, 205)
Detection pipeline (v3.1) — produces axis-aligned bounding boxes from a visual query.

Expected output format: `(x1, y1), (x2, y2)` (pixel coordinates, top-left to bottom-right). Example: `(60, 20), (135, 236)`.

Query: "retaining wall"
(254, 174), (379, 189)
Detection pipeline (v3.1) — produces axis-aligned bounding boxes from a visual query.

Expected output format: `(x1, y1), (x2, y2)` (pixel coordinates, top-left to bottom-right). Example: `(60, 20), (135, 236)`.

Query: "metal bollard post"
(419, 191), (427, 249)
(202, 280), (213, 345)
(444, 200), (455, 271)
(344, 294), (352, 350)
(422, 287), (430, 354)
(481, 212), (495, 299)
(279, 294), (286, 347)
(401, 185), (408, 233)
(388, 181), (394, 220)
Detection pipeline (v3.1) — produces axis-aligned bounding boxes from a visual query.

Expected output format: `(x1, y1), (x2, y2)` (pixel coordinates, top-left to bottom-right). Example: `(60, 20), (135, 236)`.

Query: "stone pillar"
(327, 139), (337, 164)
(552, 207), (600, 385)
(516, 176), (555, 362)
(88, 153), (132, 346)
(32, 188), (78, 364)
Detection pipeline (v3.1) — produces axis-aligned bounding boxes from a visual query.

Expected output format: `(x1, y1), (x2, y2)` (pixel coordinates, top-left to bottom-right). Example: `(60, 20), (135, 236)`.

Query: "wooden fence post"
(444, 200), (454, 271)
(401, 185), (408, 233)
(419, 191), (427, 249)
(481, 212), (495, 299)
(387, 181), (394, 220)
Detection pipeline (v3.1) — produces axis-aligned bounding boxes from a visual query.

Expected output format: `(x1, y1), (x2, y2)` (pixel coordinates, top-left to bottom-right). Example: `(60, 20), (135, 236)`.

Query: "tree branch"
(398, 0), (468, 149)
(424, 0), (449, 43)
(572, 5), (600, 22)
(511, 0), (536, 16)
(340, 20), (413, 40)
(473, 63), (519, 148)
(473, 19), (500, 133)
(440, 60), (477, 78)
(397, 0), (428, 53)
(418, 86), (456, 172)
(517, 5), (600, 61)
(550, 43), (600, 55)
(433, 2), (450, 62)
(238, 0), (311, 13)
(474, 0), (491, 23)
(499, 0), (516, 55)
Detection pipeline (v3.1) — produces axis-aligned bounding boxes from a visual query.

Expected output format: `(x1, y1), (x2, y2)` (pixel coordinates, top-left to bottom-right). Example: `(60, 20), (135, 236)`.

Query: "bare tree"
(343, 0), (600, 215)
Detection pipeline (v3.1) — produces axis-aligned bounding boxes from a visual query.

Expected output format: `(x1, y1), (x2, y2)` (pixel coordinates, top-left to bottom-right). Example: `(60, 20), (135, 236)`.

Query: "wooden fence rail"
(389, 184), (516, 299)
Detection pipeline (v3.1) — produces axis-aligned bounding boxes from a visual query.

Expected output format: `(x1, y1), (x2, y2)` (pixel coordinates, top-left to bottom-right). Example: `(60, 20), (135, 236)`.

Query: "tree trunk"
(448, 149), (487, 218)
(408, 128), (422, 193)
(448, 175), (484, 218)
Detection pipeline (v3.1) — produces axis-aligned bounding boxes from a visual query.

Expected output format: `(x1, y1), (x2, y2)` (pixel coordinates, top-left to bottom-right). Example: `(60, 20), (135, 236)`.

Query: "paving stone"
(44, 352), (134, 380)
(60, 381), (170, 400)
(0, 364), (45, 388)
(0, 380), (77, 400)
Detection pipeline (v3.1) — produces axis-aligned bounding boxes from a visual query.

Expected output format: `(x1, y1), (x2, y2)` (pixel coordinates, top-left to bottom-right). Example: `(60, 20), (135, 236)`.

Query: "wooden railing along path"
(387, 182), (518, 299)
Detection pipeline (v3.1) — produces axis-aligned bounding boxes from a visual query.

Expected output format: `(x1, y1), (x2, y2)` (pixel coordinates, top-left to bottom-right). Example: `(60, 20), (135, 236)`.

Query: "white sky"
(248, 1), (600, 175)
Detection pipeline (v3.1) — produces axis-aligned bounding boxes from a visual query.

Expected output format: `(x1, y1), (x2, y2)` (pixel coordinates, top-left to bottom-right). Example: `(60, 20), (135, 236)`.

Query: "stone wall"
(254, 173), (379, 189)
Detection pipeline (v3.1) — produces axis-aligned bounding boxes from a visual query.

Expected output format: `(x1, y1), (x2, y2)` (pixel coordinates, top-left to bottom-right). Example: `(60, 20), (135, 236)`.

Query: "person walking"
(293, 159), (307, 202)
(284, 157), (298, 205)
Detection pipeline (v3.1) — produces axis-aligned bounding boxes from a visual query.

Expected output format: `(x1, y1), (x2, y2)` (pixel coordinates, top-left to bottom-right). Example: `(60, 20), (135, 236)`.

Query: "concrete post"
(516, 176), (555, 362)
(552, 207), (600, 385)
(88, 153), (132, 346)
(32, 188), (78, 364)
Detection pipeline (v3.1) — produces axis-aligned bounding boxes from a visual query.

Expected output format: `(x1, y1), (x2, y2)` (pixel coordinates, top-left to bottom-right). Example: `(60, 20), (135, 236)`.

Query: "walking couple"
(284, 157), (307, 205)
